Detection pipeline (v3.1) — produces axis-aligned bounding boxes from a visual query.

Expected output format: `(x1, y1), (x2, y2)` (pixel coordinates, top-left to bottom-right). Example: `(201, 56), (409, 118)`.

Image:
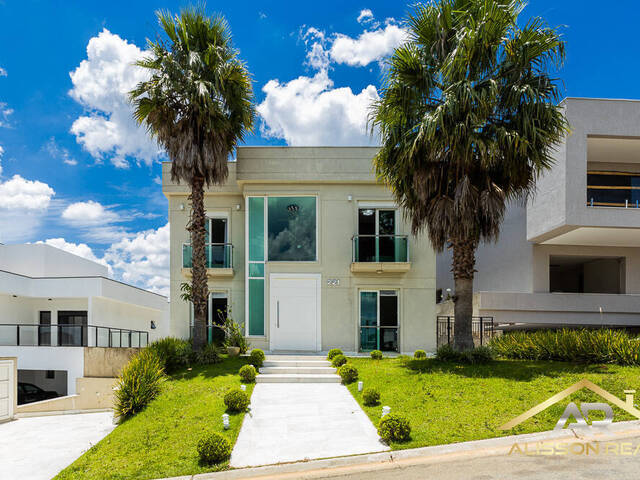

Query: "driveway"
(230, 383), (388, 467)
(0, 411), (115, 480)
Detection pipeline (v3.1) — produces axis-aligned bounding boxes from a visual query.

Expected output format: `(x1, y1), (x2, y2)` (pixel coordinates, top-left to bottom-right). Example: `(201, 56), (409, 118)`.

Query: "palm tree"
(131, 6), (254, 351)
(370, 0), (568, 350)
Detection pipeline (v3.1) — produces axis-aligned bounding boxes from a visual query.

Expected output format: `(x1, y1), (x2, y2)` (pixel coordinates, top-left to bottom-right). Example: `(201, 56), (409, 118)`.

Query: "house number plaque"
(326, 279), (340, 286)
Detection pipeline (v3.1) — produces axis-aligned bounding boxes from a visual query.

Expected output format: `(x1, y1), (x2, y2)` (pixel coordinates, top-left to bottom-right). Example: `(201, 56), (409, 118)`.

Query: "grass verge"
(56, 357), (253, 480)
(346, 357), (640, 450)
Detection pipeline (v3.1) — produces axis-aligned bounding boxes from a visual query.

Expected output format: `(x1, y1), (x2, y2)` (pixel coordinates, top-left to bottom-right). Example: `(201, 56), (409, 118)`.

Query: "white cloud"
(258, 70), (379, 146)
(0, 175), (55, 243)
(62, 200), (119, 224)
(69, 29), (162, 168)
(0, 67), (7, 77)
(0, 145), (3, 176)
(105, 223), (170, 295)
(38, 238), (112, 273)
(329, 24), (406, 67)
(0, 102), (13, 128)
(45, 137), (77, 166)
(357, 9), (374, 24)
(0, 175), (55, 210)
(302, 27), (330, 70)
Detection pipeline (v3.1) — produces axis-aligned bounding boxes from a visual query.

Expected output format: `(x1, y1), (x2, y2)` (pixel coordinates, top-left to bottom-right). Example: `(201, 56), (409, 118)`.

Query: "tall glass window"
(267, 196), (317, 261)
(247, 197), (265, 336)
(359, 291), (399, 352)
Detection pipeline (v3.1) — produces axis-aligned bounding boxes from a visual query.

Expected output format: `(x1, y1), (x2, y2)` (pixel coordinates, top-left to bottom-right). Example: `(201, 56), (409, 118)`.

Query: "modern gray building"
(437, 98), (640, 328)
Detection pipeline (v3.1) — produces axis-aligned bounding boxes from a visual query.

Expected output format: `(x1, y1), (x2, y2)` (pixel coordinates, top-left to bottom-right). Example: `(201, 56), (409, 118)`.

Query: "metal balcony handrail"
(351, 234), (410, 263)
(350, 234), (409, 239)
(182, 242), (234, 269)
(0, 323), (149, 348)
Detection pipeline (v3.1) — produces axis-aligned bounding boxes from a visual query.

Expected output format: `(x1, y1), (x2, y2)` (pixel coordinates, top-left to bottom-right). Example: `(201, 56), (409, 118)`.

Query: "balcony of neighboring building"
(527, 98), (640, 247)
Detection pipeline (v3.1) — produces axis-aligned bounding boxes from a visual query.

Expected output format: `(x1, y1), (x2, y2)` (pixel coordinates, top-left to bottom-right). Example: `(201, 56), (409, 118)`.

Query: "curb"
(158, 420), (640, 480)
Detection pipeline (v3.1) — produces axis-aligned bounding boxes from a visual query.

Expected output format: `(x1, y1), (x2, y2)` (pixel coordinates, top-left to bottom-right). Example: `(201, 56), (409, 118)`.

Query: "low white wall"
(0, 347), (83, 395)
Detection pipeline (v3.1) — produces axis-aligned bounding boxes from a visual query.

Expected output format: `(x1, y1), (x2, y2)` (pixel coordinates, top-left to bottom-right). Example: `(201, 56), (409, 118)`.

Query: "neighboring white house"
(437, 97), (640, 330)
(0, 243), (168, 399)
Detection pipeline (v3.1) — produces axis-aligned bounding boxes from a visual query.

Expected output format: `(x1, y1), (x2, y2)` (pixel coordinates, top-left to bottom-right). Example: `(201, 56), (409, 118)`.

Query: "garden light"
(382, 406), (391, 418)
(240, 384), (246, 391)
(222, 413), (230, 430)
(358, 381), (363, 392)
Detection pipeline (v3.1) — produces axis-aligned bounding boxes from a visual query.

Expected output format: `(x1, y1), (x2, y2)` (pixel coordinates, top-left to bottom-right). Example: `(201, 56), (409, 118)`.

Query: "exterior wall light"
(222, 413), (230, 429)
(382, 406), (391, 417)
(150, 321), (156, 330)
(347, 195), (353, 202)
(179, 203), (185, 210)
(236, 204), (241, 210)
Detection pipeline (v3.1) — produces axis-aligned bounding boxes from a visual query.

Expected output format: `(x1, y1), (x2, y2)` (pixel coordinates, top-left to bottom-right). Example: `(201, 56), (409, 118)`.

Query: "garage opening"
(549, 256), (625, 294)
(17, 370), (66, 405)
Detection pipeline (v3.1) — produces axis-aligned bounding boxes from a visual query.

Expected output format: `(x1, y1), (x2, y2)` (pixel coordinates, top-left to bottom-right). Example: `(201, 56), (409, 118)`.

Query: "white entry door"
(0, 359), (15, 422)
(269, 274), (321, 351)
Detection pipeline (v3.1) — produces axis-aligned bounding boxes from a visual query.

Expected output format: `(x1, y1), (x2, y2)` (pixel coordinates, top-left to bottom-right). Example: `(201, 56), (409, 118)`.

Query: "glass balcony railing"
(587, 171), (640, 208)
(182, 243), (233, 269)
(0, 324), (148, 348)
(352, 235), (409, 263)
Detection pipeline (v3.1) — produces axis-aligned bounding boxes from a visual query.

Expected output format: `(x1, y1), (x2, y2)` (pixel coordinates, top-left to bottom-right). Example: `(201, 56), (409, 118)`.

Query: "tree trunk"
(190, 175), (208, 352)
(451, 239), (476, 351)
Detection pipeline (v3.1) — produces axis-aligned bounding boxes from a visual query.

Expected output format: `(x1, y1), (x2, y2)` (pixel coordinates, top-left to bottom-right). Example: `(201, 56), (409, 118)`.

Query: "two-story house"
(163, 147), (436, 353)
(437, 98), (640, 330)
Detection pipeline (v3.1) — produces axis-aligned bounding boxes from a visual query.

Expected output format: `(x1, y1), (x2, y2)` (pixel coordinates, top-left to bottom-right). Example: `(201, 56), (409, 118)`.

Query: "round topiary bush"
(224, 388), (250, 412)
(327, 348), (343, 360)
(197, 432), (231, 465)
(414, 349), (427, 359)
(378, 414), (411, 443)
(248, 349), (265, 368)
(239, 364), (257, 383)
(338, 363), (358, 384)
(362, 387), (380, 406)
(370, 350), (383, 360)
(331, 354), (347, 367)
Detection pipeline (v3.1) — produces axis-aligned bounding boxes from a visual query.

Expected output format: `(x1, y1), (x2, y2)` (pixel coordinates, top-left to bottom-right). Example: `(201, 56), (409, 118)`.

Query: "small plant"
(362, 387), (380, 406)
(224, 388), (250, 412)
(248, 349), (265, 368)
(414, 349), (427, 359)
(327, 348), (343, 360)
(147, 337), (193, 373)
(331, 354), (347, 367)
(338, 363), (358, 384)
(436, 344), (493, 364)
(197, 343), (224, 365)
(239, 364), (257, 383)
(378, 414), (411, 443)
(370, 350), (383, 360)
(114, 349), (165, 418)
(197, 432), (231, 465)
(435, 344), (458, 362)
(222, 314), (250, 354)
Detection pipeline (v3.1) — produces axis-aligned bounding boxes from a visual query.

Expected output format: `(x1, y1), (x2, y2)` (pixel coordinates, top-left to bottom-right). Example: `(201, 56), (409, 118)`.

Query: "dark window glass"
(268, 197), (316, 261)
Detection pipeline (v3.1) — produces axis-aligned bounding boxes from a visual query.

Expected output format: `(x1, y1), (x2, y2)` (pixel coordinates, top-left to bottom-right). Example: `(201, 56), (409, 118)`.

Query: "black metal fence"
(437, 316), (494, 348)
(0, 324), (149, 348)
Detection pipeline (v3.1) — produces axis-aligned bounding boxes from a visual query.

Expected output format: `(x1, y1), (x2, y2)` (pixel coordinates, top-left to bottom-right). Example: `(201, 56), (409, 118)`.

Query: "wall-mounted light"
(236, 204), (241, 210)
(347, 195), (353, 202)
(150, 321), (157, 330)
(12, 295), (17, 298)
(179, 203), (185, 210)
(47, 298), (52, 301)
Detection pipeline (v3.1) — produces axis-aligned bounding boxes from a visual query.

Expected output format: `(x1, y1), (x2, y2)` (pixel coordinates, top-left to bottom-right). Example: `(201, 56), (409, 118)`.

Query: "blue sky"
(0, 0), (639, 295)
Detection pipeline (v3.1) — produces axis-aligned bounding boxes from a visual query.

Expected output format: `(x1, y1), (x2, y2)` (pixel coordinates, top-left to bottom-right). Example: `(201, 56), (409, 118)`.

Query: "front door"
(269, 274), (320, 351)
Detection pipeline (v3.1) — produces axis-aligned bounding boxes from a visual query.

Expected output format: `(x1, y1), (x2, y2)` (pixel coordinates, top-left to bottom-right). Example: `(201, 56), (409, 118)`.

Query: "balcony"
(182, 243), (234, 277)
(351, 235), (411, 274)
(0, 324), (149, 348)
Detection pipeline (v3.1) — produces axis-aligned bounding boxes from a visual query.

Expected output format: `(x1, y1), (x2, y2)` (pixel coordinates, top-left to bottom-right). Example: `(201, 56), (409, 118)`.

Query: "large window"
(549, 256), (624, 294)
(359, 290), (399, 352)
(587, 171), (640, 208)
(267, 196), (317, 261)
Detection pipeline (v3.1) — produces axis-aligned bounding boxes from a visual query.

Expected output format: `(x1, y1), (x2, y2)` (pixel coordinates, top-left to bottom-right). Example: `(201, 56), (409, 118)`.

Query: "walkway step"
(265, 355), (327, 361)
(263, 360), (331, 368)
(260, 366), (336, 375)
(256, 374), (341, 383)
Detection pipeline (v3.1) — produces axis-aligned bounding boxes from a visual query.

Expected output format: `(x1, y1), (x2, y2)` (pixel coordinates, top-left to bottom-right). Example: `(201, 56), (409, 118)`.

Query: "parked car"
(17, 382), (58, 405)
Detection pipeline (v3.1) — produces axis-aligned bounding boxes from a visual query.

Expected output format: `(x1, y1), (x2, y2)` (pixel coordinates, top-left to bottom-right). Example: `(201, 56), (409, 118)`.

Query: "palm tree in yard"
(370, 0), (568, 350)
(130, 6), (255, 351)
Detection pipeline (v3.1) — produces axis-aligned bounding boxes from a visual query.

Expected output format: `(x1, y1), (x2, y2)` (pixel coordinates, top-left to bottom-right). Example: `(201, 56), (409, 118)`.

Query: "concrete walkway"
(0, 411), (115, 480)
(230, 383), (388, 467)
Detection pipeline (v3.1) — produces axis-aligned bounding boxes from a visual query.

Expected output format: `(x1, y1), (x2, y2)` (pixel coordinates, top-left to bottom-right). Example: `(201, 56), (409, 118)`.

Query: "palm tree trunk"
(451, 238), (476, 351)
(190, 175), (208, 352)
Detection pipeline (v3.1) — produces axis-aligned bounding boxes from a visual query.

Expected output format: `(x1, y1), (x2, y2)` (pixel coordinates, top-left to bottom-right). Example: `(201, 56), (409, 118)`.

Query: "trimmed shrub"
(362, 387), (380, 406)
(331, 354), (347, 367)
(490, 328), (640, 365)
(114, 349), (165, 418)
(197, 432), (231, 465)
(370, 350), (383, 360)
(338, 364), (358, 384)
(239, 364), (257, 383)
(248, 349), (265, 368)
(197, 343), (224, 365)
(413, 350), (427, 359)
(224, 388), (250, 412)
(147, 337), (192, 373)
(436, 344), (493, 364)
(378, 414), (411, 443)
(327, 348), (343, 360)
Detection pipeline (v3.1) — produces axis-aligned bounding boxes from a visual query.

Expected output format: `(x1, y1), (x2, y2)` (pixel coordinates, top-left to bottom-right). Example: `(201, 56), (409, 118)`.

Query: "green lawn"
(346, 357), (640, 450)
(56, 357), (253, 480)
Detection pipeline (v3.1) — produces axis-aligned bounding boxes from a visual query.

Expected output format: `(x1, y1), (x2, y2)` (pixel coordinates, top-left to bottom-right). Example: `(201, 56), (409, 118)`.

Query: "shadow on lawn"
(400, 358), (615, 381)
